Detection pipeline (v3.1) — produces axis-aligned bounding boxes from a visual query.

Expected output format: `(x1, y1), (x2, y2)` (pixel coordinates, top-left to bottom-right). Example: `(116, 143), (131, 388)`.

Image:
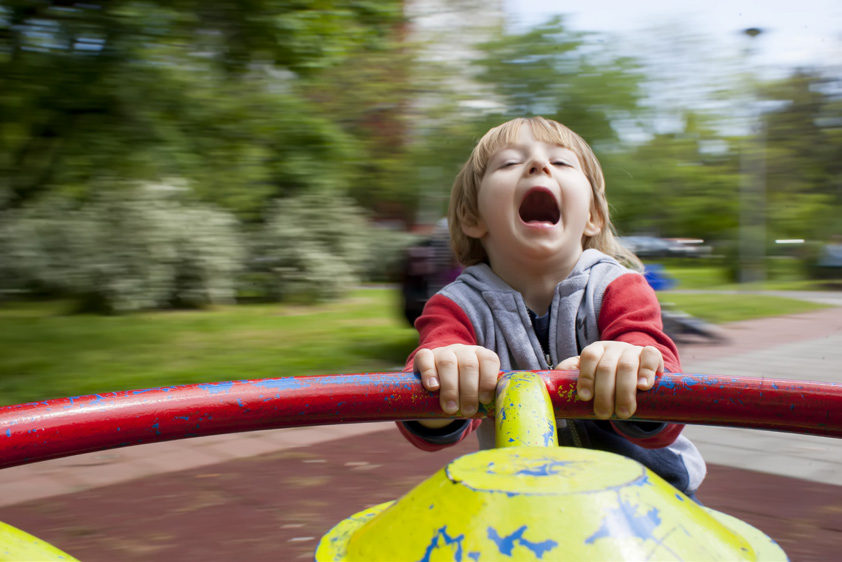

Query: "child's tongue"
(519, 189), (560, 224)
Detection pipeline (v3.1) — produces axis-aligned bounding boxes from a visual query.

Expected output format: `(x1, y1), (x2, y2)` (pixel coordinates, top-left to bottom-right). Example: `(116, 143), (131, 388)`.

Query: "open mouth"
(518, 187), (560, 225)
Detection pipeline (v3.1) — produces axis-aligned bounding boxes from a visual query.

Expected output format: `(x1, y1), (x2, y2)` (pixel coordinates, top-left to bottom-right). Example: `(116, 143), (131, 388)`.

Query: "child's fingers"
(432, 349), (460, 415)
(575, 343), (604, 403)
(454, 348), (480, 417)
(614, 348), (641, 419)
(477, 348), (500, 405)
(591, 344), (624, 420)
(637, 346), (663, 390)
(555, 356), (580, 371)
(414, 349), (440, 391)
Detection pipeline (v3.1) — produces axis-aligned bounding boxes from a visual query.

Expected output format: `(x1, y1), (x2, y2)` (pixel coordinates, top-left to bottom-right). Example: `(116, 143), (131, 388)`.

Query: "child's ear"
(583, 211), (602, 237)
(461, 219), (487, 239)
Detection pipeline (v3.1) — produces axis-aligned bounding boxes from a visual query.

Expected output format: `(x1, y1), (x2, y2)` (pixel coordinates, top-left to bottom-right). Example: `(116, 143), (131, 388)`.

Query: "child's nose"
(527, 159), (551, 176)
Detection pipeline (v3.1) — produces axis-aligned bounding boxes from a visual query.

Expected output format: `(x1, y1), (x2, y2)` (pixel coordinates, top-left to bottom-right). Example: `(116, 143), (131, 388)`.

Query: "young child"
(398, 116), (705, 498)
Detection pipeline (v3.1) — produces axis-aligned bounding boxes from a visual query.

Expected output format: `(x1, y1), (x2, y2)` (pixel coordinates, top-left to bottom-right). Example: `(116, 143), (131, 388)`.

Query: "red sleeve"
(397, 294), (482, 451)
(598, 273), (685, 448)
(403, 294), (478, 371)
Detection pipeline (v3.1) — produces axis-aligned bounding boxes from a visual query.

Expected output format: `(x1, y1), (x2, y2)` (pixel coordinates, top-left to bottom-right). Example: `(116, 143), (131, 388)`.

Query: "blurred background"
(1, 0), (841, 397)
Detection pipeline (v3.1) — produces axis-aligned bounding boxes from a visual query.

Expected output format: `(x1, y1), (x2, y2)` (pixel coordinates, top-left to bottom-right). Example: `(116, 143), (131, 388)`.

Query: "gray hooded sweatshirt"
(422, 249), (706, 495)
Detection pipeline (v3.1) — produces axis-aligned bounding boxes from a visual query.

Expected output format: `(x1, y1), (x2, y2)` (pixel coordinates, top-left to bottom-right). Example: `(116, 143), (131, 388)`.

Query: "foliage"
(0, 0), (403, 215)
(759, 70), (842, 243)
(1, 183), (244, 312)
(252, 191), (372, 302)
(2, 2), (841, 295)
(361, 227), (420, 283)
(298, 36), (420, 221)
(610, 112), (742, 240)
(474, 17), (644, 146)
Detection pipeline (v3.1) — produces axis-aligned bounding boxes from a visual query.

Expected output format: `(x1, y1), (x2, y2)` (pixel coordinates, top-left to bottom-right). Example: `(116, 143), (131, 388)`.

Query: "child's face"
(463, 126), (601, 270)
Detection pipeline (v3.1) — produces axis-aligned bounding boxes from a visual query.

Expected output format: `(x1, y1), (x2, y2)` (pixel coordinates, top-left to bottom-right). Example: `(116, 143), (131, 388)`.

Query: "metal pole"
(738, 27), (766, 284)
(2, 370), (841, 469)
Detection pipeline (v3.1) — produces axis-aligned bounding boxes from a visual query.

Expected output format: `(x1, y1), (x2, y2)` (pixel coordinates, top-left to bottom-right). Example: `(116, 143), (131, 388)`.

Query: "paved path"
(676, 305), (842, 486)
(0, 300), (840, 560)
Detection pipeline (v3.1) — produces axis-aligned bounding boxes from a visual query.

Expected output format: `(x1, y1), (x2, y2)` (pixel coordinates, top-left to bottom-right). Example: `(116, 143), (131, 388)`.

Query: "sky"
(505, 0), (842, 72)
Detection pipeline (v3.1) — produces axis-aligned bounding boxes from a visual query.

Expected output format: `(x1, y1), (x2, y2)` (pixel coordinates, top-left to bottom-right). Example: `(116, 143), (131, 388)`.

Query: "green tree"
(0, 0), (402, 215)
(610, 112), (741, 241)
(759, 69), (842, 242)
(475, 17), (644, 146)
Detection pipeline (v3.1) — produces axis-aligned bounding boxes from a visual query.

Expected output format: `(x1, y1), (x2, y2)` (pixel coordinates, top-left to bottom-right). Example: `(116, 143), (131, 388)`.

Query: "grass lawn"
(0, 289), (418, 406)
(0, 287), (831, 406)
(653, 260), (842, 291)
(657, 293), (829, 325)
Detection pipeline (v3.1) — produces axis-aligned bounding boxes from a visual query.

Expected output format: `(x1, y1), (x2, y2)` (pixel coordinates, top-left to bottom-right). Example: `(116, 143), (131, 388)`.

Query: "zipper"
(568, 420), (582, 447)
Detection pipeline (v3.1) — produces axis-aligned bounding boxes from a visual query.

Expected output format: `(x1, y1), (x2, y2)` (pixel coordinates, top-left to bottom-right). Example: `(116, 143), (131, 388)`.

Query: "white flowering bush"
(361, 227), (420, 282)
(255, 192), (372, 302)
(1, 183), (244, 312)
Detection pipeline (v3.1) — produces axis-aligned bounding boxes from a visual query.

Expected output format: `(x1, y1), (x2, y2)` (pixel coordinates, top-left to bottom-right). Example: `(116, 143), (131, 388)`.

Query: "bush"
(0, 183), (244, 312)
(253, 192), (372, 302)
(362, 227), (420, 283)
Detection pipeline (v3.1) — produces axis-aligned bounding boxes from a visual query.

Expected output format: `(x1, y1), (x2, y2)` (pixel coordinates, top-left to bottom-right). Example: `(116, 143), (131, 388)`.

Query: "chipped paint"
(1, 370), (840, 472)
(585, 497), (662, 544)
(418, 526), (465, 562)
(316, 446), (787, 560)
(487, 525), (557, 558)
(495, 372), (558, 449)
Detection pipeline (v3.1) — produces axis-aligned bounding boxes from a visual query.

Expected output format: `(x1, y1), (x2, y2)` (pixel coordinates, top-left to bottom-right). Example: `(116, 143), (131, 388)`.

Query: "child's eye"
(552, 160), (570, 167)
(500, 161), (519, 168)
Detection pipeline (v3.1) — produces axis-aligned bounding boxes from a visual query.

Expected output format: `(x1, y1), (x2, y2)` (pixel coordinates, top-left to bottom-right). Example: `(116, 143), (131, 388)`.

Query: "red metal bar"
(1, 371), (840, 469)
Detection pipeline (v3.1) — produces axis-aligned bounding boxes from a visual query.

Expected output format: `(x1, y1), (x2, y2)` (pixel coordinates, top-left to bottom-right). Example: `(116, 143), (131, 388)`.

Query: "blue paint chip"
(251, 378), (309, 391)
(198, 382), (235, 395)
(512, 460), (570, 477)
(419, 526), (465, 562)
(487, 525), (557, 558)
(585, 498), (662, 545)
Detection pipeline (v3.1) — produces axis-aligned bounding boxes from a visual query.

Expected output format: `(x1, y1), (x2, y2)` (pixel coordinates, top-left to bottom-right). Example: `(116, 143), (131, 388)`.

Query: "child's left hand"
(556, 342), (663, 420)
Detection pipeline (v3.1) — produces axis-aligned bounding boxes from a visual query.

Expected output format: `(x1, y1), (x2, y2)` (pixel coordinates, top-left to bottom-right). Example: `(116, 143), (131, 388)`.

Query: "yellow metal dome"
(316, 446), (785, 561)
(0, 521), (79, 562)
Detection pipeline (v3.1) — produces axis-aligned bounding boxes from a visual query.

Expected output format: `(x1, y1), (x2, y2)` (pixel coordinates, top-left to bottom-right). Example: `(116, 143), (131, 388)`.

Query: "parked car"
(618, 236), (709, 258)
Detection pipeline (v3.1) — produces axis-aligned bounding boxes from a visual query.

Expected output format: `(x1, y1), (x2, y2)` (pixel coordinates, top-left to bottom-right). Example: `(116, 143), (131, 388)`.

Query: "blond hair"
(448, 116), (641, 270)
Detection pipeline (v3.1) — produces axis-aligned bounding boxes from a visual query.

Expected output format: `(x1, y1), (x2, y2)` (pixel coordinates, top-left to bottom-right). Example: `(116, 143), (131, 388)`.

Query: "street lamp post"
(738, 27), (766, 285)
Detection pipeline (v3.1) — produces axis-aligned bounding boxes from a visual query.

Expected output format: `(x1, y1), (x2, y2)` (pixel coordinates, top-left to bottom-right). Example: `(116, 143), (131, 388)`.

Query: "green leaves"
(1, 183), (245, 312)
(0, 0), (402, 210)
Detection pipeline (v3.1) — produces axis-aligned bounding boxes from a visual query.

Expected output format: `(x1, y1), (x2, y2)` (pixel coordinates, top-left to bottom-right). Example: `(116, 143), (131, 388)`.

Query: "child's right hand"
(414, 344), (500, 418)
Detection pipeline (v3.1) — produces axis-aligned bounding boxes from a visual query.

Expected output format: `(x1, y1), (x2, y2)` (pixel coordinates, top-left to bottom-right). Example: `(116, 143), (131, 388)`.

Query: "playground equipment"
(1, 370), (841, 560)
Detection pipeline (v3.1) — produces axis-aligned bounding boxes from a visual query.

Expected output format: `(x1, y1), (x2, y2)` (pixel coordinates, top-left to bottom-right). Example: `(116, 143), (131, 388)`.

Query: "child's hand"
(556, 342), (663, 420)
(414, 344), (500, 418)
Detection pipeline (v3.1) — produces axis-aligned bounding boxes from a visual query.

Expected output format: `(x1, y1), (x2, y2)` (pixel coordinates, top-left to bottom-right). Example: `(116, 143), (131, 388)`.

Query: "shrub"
(254, 192), (372, 302)
(0, 183), (244, 312)
(361, 227), (420, 283)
